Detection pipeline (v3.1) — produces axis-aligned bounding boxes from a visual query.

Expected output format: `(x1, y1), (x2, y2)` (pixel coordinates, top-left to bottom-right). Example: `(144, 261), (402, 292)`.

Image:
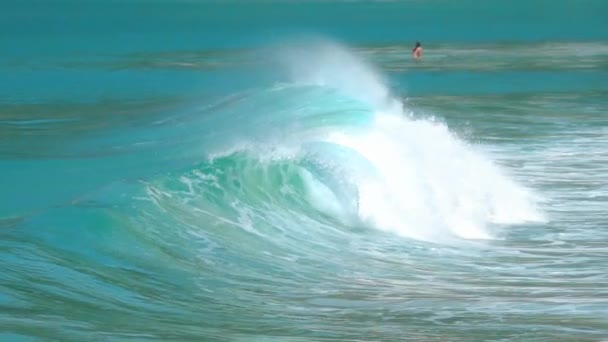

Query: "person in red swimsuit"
(412, 41), (423, 60)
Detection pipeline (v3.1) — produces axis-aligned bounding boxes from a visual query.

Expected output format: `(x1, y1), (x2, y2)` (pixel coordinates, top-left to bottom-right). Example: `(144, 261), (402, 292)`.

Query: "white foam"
(329, 114), (544, 241)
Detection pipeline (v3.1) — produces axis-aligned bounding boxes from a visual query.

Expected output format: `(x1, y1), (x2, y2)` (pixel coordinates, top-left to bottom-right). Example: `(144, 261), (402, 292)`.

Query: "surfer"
(412, 41), (422, 59)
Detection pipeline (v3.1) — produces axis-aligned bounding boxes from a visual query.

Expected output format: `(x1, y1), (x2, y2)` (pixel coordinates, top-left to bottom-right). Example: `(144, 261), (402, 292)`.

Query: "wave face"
(5, 39), (608, 341)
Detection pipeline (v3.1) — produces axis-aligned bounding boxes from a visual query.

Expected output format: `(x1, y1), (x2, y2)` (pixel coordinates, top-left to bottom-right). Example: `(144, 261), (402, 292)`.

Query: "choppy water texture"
(1, 1), (608, 340)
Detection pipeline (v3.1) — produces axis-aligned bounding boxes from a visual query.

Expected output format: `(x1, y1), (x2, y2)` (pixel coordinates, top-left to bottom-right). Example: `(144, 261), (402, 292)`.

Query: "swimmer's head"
(413, 41), (421, 53)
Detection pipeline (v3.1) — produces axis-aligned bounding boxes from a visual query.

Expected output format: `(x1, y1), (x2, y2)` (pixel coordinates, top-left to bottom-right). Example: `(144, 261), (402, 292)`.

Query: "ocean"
(2, 0), (608, 340)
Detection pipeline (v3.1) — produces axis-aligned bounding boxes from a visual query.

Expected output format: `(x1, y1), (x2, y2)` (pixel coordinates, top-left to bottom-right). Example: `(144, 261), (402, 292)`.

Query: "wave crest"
(148, 41), (544, 243)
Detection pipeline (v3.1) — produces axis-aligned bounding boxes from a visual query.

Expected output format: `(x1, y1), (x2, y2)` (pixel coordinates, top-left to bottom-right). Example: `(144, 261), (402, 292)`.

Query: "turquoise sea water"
(2, 1), (608, 340)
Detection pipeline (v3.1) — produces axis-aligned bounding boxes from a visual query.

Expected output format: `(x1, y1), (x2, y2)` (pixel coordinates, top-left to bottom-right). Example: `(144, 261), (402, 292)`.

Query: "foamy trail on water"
(275, 40), (545, 241)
